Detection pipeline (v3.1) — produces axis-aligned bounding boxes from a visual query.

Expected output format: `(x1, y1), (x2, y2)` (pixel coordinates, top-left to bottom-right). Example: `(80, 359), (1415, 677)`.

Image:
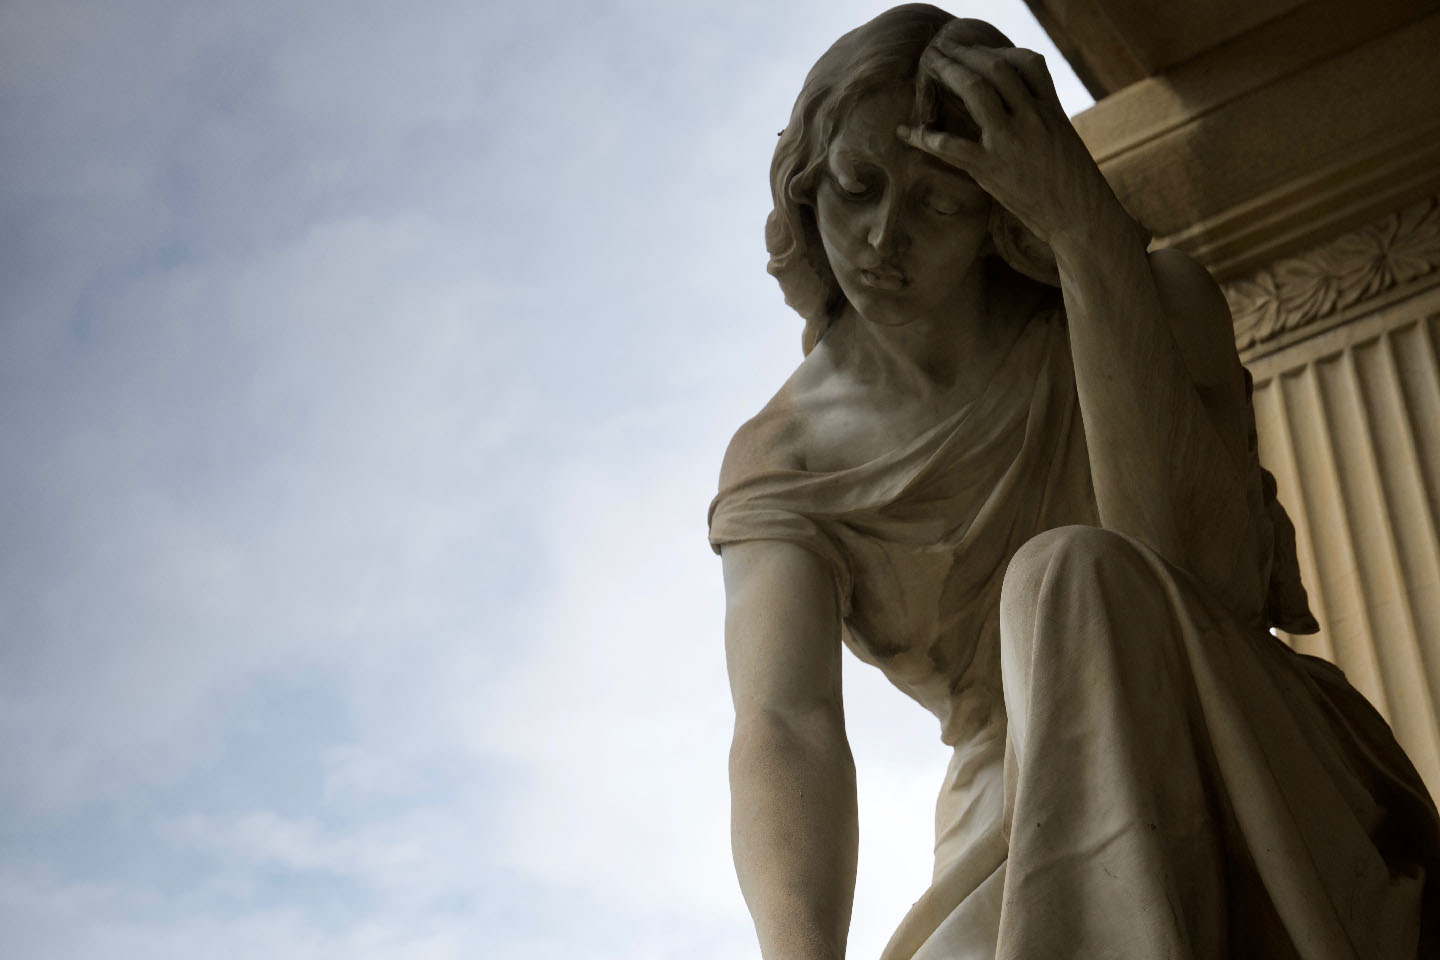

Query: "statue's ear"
(989, 203), (1059, 287)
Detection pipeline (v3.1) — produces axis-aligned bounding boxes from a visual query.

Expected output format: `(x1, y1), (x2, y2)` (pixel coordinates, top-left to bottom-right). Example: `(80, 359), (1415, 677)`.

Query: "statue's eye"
(831, 173), (873, 199)
(927, 193), (963, 216)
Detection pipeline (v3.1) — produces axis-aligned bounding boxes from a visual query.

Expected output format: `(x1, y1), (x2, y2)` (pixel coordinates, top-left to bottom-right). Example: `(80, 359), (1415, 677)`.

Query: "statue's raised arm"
(710, 6), (1439, 959)
(899, 21), (1264, 606)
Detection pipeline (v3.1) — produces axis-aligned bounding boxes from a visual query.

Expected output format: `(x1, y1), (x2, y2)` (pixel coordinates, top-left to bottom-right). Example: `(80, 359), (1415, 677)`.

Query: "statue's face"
(814, 85), (991, 326)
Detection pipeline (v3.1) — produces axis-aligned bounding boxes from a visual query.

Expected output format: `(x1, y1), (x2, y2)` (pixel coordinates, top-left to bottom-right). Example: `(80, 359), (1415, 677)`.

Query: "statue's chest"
(801, 392), (972, 473)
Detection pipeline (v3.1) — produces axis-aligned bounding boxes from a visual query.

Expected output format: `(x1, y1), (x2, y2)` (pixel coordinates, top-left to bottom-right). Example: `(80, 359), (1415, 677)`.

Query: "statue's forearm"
(1050, 208), (1253, 578)
(729, 708), (857, 960)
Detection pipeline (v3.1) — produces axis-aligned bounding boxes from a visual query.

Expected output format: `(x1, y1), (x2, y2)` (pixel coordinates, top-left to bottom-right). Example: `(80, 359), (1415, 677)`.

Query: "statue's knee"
(1001, 526), (1140, 622)
(1001, 528), (1086, 655)
(1005, 524), (1126, 583)
(1000, 527), (1155, 732)
(1000, 528), (1126, 749)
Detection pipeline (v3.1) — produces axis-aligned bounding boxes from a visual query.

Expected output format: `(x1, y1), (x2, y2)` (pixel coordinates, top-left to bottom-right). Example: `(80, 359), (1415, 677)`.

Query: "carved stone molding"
(1224, 194), (1440, 354)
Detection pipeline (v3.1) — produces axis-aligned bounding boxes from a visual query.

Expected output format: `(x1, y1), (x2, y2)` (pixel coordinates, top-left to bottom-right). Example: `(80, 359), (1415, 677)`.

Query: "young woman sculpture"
(708, 6), (1439, 959)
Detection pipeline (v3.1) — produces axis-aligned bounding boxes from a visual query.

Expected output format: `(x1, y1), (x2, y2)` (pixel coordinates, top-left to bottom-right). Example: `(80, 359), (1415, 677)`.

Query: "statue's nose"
(867, 192), (908, 256)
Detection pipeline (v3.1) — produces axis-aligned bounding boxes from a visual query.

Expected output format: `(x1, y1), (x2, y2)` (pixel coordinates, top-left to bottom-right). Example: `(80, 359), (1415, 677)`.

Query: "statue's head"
(766, 4), (1058, 353)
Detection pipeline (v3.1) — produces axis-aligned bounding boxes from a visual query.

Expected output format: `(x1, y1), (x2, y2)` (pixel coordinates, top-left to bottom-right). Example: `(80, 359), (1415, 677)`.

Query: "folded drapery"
(710, 310), (1438, 958)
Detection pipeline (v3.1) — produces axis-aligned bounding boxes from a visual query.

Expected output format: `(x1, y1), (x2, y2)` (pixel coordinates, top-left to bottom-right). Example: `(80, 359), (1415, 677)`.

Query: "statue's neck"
(828, 275), (1018, 400)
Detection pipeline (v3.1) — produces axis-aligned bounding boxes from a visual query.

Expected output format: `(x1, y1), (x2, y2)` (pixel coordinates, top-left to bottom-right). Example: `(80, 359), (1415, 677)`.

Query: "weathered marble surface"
(710, 6), (1439, 958)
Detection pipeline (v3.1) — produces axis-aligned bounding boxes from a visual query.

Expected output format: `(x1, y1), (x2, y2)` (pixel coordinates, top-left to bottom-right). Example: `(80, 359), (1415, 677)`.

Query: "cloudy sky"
(0, 2), (1089, 957)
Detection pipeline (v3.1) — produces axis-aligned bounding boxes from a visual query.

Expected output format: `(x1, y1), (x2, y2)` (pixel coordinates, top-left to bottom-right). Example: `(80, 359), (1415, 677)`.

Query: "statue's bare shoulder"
(714, 356), (829, 489)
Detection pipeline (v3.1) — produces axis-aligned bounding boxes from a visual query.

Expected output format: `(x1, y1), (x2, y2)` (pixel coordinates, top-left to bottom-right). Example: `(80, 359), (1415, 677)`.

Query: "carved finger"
(941, 43), (1031, 111)
(933, 17), (1015, 53)
(995, 47), (1059, 103)
(896, 123), (988, 174)
(920, 47), (1008, 131)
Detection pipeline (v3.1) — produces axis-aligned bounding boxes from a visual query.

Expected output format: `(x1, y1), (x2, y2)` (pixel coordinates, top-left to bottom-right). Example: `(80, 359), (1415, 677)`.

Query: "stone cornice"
(1073, 10), (1440, 277)
(1224, 195), (1440, 359)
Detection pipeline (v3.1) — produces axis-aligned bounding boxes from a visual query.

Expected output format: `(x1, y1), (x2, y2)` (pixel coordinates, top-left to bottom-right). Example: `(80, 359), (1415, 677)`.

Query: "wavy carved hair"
(766, 4), (1060, 354)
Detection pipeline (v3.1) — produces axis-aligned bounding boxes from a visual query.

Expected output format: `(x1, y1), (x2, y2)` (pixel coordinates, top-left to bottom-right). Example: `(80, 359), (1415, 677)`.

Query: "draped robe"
(708, 308), (1439, 958)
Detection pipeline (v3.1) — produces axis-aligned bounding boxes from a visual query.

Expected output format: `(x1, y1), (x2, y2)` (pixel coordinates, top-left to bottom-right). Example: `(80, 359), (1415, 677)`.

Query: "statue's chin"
(850, 302), (925, 328)
(842, 280), (947, 327)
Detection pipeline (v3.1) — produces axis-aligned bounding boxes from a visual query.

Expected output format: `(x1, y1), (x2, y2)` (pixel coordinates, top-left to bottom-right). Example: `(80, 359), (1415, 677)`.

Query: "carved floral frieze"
(1223, 195), (1440, 351)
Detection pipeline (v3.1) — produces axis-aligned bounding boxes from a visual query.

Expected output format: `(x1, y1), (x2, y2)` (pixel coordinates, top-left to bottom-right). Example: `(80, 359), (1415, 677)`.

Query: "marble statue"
(708, 6), (1440, 958)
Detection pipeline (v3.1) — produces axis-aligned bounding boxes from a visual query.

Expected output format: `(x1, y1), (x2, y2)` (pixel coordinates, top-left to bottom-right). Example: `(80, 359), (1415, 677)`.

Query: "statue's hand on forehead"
(928, 30), (1057, 116)
(899, 36), (1136, 257)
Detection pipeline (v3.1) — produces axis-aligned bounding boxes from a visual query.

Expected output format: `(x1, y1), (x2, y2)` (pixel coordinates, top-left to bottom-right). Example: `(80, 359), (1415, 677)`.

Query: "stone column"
(1237, 219), (1440, 797)
(1044, 1), (1440, 795)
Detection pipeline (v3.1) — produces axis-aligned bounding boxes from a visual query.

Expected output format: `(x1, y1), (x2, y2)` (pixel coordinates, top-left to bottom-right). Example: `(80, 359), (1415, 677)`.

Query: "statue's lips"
(859, 266), (908, 291)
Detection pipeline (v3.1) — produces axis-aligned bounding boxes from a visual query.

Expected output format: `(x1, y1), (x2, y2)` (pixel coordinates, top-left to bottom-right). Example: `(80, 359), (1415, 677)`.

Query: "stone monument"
(709, 6), (1439, 958)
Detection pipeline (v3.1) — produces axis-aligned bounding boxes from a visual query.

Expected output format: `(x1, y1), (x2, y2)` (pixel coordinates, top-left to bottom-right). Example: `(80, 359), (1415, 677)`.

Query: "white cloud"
(0, 1), (1091, 957)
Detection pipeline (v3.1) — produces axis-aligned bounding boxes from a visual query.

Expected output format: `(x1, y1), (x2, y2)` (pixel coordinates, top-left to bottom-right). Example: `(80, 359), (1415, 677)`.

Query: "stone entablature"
(1070, 6), (1440, 280)
(1224, 195), (1440, 359)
